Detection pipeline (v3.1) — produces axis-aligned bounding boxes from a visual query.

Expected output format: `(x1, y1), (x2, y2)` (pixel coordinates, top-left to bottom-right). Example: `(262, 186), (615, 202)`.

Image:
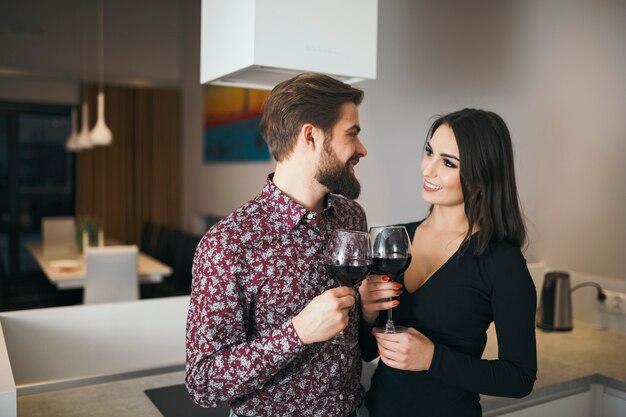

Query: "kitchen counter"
(17, 371), (189, 417)
(481, 320), (626, 415)
(16, 321), (626, 417)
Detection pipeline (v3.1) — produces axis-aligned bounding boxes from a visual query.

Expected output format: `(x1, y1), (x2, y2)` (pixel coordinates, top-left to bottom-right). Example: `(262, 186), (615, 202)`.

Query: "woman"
(359, 109), (537, 416)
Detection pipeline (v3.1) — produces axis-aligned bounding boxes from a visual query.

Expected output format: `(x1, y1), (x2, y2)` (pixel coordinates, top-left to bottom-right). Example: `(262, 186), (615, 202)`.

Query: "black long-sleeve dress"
(360, 221), (537, 417)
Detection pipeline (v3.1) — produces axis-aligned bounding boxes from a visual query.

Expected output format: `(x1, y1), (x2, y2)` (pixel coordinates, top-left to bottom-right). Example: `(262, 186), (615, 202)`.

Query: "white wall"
(180, 0), (275, 234)
(2, 0), (625, 281)
(181, 0), (626, 281)
(355, 0), (625, 280)
(358, 0), (626, 280)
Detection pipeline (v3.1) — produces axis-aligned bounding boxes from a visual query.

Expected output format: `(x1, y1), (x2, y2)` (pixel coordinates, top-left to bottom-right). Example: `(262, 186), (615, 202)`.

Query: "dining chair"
(140, 232), (199, 299)
(139, 221), (157, 256)
(176, 234), (201, 293)
(154, 227), (186, 268)
(83, 246), (139, 304)
(42, 216), (77, 255)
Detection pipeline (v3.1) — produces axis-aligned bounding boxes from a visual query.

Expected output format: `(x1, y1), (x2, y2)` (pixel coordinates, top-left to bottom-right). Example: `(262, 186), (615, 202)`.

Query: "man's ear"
(298, 123), (321, 151)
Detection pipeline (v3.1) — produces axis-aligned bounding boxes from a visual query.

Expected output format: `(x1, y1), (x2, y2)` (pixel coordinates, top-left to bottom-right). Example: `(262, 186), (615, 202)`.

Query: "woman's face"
(420, 124), (464, 208)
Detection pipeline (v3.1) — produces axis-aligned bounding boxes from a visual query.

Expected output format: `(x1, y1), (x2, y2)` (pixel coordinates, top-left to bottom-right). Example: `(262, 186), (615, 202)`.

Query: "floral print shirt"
(186, 175), (367, 417)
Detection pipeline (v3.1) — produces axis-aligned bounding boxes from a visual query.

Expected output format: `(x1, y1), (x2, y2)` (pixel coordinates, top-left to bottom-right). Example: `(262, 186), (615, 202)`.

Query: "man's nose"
(355, 138), (367, 158)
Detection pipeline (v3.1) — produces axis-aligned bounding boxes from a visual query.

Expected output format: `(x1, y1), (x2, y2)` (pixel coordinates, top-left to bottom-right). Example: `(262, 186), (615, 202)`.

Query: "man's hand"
(292, 287), (355, 345)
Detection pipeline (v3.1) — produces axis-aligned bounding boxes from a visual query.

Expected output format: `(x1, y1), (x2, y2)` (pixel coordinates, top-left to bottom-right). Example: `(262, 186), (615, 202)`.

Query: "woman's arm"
(427, 246), (537, 397)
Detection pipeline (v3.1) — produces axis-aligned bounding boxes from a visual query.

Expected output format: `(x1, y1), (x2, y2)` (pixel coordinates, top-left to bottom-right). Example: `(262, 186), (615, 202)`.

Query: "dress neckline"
(401, 220), (473, 295)
(403, 248), (458, 294)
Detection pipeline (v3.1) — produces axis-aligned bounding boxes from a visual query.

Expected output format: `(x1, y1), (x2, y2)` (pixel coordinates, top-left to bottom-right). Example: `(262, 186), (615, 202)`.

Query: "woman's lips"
(423, 180), (442, 192)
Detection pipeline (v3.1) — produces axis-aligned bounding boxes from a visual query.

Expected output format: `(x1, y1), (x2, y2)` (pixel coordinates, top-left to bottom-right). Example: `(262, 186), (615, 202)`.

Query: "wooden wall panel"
(76, 84), (181, 245)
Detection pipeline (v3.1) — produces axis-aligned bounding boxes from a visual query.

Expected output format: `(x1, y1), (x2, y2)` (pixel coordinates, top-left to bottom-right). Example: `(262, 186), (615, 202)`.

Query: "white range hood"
(201, 0), (378, 90)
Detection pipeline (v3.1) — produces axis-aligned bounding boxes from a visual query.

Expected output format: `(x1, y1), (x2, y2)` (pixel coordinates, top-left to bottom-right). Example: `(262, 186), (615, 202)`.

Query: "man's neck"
(272, 161), (328, 212)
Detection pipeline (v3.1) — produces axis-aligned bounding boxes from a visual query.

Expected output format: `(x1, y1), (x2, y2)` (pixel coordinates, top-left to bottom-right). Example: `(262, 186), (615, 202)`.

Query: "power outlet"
(600, 290), (626, 315)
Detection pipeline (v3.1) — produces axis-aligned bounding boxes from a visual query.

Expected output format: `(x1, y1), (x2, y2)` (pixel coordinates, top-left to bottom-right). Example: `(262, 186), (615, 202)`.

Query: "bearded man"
(186, 73), (369, 417)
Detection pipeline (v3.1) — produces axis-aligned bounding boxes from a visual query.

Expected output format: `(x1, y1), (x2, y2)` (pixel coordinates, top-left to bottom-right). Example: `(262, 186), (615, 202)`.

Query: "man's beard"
(315, 139), (361, 200)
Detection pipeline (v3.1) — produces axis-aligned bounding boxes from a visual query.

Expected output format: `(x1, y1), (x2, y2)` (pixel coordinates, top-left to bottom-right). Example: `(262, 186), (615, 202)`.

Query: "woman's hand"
(374, 328), (434, 371)
(359, 275), (403, 325)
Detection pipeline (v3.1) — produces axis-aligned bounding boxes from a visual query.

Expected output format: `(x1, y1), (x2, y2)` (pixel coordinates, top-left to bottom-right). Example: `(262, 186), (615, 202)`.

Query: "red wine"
(371, 254), (412, 277)
(325, 262), (370, 286)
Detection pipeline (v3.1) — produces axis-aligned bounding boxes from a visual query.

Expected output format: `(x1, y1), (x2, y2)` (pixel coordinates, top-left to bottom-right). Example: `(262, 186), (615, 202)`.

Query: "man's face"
(315, 102), (367, 199)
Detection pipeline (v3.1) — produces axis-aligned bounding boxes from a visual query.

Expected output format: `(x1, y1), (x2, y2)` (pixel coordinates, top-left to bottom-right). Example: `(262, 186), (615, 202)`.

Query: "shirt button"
(339, 394), (344, 400)
(341, 354), (345, 360)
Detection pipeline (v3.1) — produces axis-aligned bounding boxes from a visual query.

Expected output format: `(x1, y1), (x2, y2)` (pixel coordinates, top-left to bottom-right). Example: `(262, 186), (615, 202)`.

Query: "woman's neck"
(424, 204), (469, 235)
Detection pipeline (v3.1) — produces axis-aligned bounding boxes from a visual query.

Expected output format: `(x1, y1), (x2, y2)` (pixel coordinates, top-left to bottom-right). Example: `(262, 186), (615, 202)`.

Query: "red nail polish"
(395, 283), (402, 289)
(382, 276), (390, 282)
(392, 300), (400, 307)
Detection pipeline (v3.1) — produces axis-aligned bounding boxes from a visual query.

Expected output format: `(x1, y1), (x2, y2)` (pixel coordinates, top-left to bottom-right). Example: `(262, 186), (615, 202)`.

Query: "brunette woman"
(360, 109), (537, 417)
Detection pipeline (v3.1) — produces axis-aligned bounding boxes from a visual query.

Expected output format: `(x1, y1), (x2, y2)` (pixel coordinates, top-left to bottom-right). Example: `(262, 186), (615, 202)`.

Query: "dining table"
(25, 242), (172, 290)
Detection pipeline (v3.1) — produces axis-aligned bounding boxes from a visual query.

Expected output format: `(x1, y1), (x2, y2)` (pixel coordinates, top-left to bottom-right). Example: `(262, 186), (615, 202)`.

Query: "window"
(0, 102), (75, 275)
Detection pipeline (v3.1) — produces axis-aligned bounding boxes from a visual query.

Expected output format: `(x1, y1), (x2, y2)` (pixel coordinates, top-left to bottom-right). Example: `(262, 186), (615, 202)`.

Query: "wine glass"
(322, 229), (372, 346)
(369, 225), (412, 334)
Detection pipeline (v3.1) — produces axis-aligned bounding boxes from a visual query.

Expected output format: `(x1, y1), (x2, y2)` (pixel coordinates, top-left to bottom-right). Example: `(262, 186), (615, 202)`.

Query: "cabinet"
(498, 390), (593, 417)
(496, 384), (626, 417)
(603, 386), (626, 417)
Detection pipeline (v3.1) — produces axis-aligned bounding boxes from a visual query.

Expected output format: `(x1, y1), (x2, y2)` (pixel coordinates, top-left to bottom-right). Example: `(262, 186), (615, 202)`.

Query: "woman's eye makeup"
(425, 145), (458, 168)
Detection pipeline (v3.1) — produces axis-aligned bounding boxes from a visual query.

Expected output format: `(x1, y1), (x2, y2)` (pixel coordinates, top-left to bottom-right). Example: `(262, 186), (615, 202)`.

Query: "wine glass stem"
(335, 284), (348, 341)
(385, 299), (396, 333)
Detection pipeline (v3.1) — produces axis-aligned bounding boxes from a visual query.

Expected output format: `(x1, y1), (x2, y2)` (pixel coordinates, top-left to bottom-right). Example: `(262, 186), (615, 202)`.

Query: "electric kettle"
(536, 271), (573, 331)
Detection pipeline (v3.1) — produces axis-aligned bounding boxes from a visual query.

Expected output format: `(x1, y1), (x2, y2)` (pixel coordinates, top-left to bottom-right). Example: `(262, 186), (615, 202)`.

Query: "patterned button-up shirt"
(186, 175), (368, 417)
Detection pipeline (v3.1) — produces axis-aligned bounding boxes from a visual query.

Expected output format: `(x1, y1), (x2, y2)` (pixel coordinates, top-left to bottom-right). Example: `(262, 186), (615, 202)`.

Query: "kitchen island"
(15, 321), (626, 417)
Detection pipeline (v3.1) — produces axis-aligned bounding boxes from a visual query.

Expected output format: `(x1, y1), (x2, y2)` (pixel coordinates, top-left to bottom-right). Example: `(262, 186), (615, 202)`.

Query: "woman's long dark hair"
(426, 109), (526, 256)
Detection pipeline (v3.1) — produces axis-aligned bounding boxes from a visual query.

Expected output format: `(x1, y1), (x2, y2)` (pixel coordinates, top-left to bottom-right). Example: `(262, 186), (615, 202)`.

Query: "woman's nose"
(422, 158), (435, 177)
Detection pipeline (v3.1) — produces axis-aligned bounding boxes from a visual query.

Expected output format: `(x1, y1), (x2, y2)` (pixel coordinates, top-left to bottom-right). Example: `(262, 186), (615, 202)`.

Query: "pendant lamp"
(65, 107), (80, 151)
(91, 92), (112, 145)
(90, 0), (113, 146)
(76, 101), (93, 150)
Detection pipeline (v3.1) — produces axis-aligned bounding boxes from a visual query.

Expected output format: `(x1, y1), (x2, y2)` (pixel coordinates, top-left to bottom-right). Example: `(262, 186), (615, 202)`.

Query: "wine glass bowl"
(322, 229), (372, 346)
(369, 225), (412, 334)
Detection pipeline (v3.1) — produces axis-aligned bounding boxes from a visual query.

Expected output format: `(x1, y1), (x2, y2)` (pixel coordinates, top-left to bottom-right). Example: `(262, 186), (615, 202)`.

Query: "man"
(186, 73), (368, 417)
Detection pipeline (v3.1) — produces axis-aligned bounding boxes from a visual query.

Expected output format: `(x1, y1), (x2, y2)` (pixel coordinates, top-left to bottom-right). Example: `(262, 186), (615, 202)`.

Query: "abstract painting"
(203, 85), (271, 163)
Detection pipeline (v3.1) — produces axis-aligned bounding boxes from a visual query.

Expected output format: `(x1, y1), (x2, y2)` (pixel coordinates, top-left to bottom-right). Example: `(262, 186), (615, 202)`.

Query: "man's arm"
(185, 236), (305, 407)
(185, 236), (355, 407)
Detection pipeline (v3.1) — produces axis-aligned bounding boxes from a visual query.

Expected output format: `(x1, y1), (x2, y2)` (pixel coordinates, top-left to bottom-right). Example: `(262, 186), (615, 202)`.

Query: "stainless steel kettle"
(536, 271), (573, 331)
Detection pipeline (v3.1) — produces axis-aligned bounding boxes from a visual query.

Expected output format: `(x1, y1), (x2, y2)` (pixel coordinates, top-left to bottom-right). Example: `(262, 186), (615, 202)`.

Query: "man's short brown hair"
(260, 73), (364, 161)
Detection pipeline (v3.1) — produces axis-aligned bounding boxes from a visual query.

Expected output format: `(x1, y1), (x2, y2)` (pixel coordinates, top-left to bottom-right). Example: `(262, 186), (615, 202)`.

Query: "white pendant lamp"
(75, 101), (93, 150)
(65, 107), (81, 151)
(90, 0), (113, 146)
(90, 92), (112, 145)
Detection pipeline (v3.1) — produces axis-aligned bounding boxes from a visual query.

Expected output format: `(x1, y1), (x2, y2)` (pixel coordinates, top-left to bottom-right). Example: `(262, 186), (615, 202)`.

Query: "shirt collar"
(260, 174), (336, 233)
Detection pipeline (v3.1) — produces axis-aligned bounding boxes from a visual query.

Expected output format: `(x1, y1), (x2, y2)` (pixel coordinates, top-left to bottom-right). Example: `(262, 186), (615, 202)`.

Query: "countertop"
(481, 320), (626, 415)
(17, 321), (626, 417)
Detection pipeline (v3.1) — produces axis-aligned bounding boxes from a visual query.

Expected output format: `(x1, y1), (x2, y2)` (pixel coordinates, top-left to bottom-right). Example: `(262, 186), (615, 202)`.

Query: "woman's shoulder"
(399, 220), (424, 235)
(477, 239), (533, 287)
(482, 239), (525, 260)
